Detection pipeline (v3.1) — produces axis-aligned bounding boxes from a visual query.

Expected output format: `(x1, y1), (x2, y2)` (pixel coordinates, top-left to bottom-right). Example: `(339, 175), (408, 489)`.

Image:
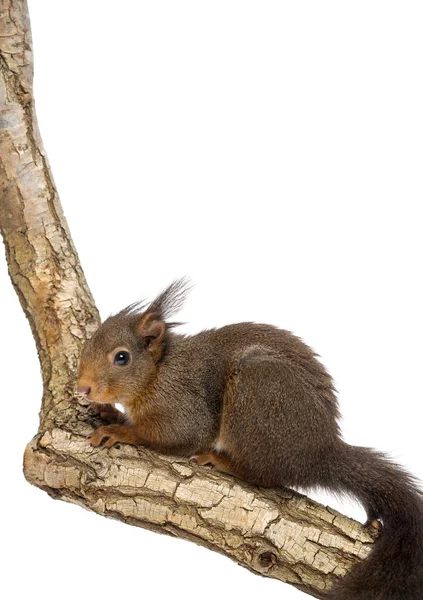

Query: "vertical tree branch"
(0, 0), (100, 430)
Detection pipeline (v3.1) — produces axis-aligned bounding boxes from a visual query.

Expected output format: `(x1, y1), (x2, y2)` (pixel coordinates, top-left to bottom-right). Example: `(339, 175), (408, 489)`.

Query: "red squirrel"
(77, 279), (423, 599)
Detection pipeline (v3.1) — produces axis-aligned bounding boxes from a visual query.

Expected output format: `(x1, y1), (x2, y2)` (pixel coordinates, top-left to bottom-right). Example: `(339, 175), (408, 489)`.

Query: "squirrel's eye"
(113, 350), (131, 366)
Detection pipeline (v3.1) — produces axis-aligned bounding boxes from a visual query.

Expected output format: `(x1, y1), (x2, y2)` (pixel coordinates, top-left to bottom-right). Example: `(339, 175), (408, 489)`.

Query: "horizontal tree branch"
(24, 421), (377, 599)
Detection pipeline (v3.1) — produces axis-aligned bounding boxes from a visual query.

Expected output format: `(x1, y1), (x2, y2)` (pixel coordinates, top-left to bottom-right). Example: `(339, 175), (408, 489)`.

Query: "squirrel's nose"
(78, 385), (91, 397)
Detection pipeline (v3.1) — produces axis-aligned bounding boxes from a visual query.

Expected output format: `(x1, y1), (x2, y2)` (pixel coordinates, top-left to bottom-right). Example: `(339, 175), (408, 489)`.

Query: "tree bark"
(0, 2), (378, 598)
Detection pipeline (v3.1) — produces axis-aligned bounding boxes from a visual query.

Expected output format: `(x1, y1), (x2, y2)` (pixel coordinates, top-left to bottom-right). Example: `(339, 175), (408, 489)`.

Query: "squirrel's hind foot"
(191, 451), (235, 476)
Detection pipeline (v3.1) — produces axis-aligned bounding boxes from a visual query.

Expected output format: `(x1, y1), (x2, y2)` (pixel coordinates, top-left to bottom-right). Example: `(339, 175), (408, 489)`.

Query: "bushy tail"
(326, 442), (423, 599)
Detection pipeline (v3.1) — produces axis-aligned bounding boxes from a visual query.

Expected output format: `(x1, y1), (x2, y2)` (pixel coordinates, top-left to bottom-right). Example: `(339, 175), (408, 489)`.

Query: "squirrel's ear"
(136, 312), (166, 356)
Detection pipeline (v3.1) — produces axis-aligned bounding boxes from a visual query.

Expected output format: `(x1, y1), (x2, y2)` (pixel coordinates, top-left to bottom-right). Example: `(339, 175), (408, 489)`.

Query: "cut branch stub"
(1, 2), (378, 598)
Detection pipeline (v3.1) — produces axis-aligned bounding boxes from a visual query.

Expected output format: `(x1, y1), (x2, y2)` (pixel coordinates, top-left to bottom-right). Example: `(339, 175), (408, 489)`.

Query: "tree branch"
(0, 2), (378, 598)
(0, 0), (99, 429)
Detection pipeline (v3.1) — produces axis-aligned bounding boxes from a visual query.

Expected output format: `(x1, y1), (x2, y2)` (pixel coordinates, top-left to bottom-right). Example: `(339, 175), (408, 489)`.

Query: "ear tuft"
(148, 277), (192, 321)
(116, 277), (192, 327)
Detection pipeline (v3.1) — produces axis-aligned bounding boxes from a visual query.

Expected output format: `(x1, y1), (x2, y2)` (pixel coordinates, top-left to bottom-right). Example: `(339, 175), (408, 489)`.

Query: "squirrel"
(78, 278), (423, 599)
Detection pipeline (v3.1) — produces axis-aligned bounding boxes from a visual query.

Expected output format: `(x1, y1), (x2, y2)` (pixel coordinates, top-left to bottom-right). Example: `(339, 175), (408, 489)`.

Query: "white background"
(1, 2), (422, 599)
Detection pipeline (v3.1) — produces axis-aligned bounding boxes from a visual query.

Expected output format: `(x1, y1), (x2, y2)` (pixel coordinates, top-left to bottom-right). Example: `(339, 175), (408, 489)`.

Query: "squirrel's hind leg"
(216, 349), (340, 488)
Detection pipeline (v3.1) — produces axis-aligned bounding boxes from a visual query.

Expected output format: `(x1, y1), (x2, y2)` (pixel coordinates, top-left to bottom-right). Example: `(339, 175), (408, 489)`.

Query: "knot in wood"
(258, 551), (277, 568)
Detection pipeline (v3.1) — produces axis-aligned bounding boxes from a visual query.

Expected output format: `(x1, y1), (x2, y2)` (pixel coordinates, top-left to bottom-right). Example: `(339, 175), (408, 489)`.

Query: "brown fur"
(78, 279), (423, 599)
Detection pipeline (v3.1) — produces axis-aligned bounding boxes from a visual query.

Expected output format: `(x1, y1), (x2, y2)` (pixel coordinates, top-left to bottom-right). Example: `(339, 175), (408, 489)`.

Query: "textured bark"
(0, 2), (378, 598)
(0, 0), (99, 431)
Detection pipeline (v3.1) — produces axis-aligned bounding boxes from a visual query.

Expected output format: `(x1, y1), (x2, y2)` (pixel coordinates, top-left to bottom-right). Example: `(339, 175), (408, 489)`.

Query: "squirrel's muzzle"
(77, 385), (91, 398)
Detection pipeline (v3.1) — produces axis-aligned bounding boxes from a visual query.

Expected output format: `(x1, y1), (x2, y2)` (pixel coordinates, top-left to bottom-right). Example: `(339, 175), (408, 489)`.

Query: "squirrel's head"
(77, 278), (190, 406)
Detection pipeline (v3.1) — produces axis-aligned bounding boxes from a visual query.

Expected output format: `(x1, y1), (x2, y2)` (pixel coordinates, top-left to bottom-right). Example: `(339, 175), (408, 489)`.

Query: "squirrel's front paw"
(90, 403), (121, 423)
(89, 426), (120, 448)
